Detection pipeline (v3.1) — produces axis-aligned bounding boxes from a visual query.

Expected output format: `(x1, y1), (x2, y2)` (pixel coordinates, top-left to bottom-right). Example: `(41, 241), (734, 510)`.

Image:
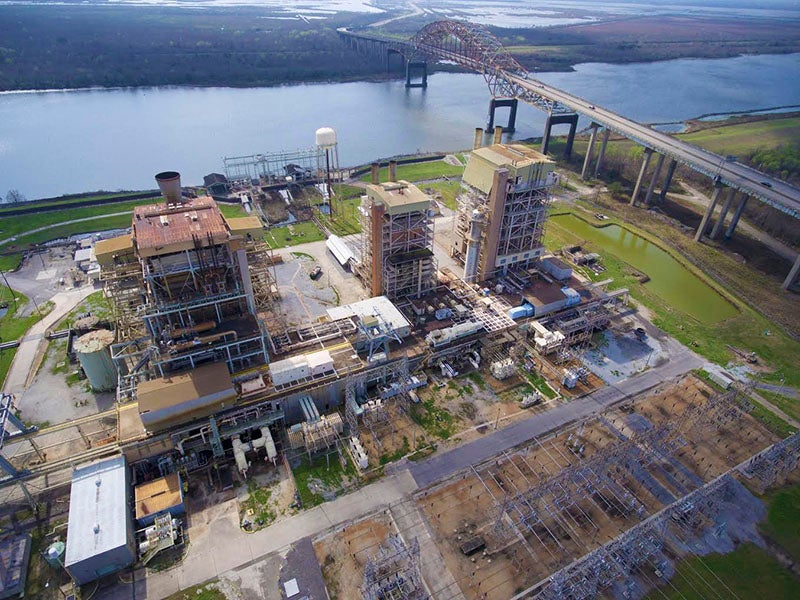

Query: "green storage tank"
(73, 329), (117, 392)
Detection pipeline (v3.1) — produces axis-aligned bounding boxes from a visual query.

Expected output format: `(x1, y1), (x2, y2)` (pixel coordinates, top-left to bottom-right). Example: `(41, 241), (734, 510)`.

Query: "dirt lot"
(314, 513), (395, 600)
(414, 374), (778, 599)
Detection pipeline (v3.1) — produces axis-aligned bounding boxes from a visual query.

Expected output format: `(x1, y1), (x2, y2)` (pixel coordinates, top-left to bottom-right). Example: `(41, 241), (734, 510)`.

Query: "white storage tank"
(73, 329), (117, 392)
(315, 126), (337, 148)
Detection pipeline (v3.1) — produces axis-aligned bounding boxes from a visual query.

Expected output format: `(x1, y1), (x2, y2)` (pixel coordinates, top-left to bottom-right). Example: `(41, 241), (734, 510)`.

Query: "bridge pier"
(541, 113), (579, 158)
(695, 182), (725, 241)
(644, 153), (666, 205)
(405, 61), (427, 88)
(594, 128), (610, 179)
(660, 158), (678, 202)
(581, 123), (600, 180)
(387, 48), (403, 72)
(487, 98), (518, 133)
(783, 254), (800, 290)
(710, 189), (737, 240)
(630, 148), (654, 206)
(724, 194), (748, 239)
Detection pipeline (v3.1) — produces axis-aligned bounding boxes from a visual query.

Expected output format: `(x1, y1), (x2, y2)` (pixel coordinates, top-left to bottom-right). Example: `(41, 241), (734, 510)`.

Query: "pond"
(549, 214), (737, 324)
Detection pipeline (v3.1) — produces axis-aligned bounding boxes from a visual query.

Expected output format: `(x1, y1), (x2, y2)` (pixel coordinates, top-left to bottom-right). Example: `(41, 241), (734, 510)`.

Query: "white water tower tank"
(315, 127), (337, 148)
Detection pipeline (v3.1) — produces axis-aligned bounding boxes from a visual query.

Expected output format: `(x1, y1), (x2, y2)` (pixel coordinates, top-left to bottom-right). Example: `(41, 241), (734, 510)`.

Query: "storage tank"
(155, 171), (182, 204)
(73, 329), (117, 392)
(315, 126), (337, 148)
(45, 541), (66, 568)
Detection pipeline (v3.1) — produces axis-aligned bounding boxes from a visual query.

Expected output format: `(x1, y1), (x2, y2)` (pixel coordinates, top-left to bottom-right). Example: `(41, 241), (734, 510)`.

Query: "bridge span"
(339, 21), (800, 289)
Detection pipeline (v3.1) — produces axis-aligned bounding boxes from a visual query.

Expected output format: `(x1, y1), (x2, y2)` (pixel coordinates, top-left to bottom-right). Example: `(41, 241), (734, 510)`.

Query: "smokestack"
(388, 160), (398, 183)
(371, 162), (380, 185)
(493, 126), (503, 145)
(473, 127), (484, 150)
(155, 171), (182, 204)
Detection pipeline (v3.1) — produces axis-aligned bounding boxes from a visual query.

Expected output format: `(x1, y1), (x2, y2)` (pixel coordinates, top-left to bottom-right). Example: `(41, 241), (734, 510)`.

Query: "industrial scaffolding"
(362, 535), (429, 600)
(223, 147), (323, 184)
(359, 196), (436, 300)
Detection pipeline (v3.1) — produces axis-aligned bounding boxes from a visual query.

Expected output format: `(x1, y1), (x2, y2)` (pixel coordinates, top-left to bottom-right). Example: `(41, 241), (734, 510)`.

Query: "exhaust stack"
(388, 160), (398, 182)
(155, 171), (182, 204)
(473, 127), (484, 150)
(371, 162), (380, 185)
(493, 126), (503, 145)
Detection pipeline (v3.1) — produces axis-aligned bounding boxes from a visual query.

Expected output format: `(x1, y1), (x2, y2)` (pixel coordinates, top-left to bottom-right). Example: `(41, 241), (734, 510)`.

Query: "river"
(1, 52), (798, 199)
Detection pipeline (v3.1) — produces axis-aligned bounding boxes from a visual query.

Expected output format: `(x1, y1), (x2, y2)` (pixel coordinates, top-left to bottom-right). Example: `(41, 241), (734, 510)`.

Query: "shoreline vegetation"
(0, 6), (797, 91)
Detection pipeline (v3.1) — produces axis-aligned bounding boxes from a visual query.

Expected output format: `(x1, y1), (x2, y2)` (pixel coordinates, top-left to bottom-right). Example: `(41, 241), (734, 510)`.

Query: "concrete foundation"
(695, 183), (725, 241)
(581, 123), (600, 180)
(644, 153), (666, 205)
(541, 113), (579, 158)
(405, 61), (427, 88)
(630, 148), (654, 206)
(487, 98), (518, 132)
(725, 194), (749, 239)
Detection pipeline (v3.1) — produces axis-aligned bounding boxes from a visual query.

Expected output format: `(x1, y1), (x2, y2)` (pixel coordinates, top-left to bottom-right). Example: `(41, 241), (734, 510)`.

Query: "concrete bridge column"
(710, 189), (737, 240)
(405, 61), (427, 88)
(630, 148), (654, 206)
(487, 98), (518, 133)
(644, 153), (666, 205)
(724, 194), (749, 239)
(564, 117), (578, 159)
(581, 123), (600, 180)
(660, 158), (678, 202)
(695, 182), (725, 241)
(783, 254), (800, 290)
(594, 128), (611, 179)
(541, 113), (579, 157)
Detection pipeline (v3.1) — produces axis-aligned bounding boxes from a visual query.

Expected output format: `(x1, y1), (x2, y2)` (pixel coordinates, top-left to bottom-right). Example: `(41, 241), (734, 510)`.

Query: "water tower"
(315, 127), (340, 215)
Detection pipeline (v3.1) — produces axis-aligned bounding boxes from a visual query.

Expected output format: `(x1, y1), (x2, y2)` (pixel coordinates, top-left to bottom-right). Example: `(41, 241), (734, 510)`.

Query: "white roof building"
(327, 296), (411, 338)
(64, 456), (135, 585)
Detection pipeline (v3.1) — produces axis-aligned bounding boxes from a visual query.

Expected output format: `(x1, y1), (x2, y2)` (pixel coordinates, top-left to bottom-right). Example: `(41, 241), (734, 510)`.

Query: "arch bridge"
(339, 21), (800, 289)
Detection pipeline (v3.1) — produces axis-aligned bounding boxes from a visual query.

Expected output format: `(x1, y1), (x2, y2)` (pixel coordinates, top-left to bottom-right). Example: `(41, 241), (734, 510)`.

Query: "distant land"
(0, 2), (799, 91)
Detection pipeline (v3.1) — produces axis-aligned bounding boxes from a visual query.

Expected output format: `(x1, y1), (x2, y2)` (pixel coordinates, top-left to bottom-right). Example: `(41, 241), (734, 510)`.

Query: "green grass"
(545, 206), (800, 390)
(164, 581), (226, 600)
(0, 254), (23, 271)
(646, 543), (798, 599)
(57, 290), (112, 329)
(317, 196), (362, 236)
(359, 160), (464, 183)
(419, 180), (462, 211)
(754, 389), (800, 423)
(241, 479), (277, 528)
(0, 190), (151, 214)
(380, 436), (410, 465)
(292, 454), (354, 508)
(410, 394), (458, 440)
(0, 214), (135, 254)
(264, 221), (326, 249)
(524, 370), (556, 399)
(215, 202), (249, 218)
(0, 289), (50, 386)
(677, 117), (800, 157)
(761, 483), (800, 563)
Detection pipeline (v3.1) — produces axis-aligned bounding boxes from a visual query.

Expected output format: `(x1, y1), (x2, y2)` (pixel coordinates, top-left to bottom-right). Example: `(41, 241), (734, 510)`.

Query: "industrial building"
(64, 456), (135, 585)
(452, 134), (556, 282)
(358, 161), (436, 300)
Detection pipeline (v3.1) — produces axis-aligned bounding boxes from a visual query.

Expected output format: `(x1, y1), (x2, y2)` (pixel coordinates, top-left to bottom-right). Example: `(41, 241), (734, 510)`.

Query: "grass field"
(215, 202), (249, 219)
(677, 116), (800, 157)
(264, 221), (326, 249)
(0, 190), (152, 214)
(359, 160), (464, 184)
(646, 543), (798, 599)
(317, 197), (362, 237)
(0, 289), (50, 386)
(418, 180), (461, 211)
(760, 483), (800, 563)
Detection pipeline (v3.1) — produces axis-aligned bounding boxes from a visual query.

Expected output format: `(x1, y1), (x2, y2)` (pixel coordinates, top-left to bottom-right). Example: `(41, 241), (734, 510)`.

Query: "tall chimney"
(370, 162), (380, 185)
(473, 127), (484, 150)
(493, 126), (503, 145)
(388, 160), (398, 183)
(155, 171), (182, 204)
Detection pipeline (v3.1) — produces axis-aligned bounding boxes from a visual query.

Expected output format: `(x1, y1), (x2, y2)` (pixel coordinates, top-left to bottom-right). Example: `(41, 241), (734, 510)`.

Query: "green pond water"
(550, 214), (737, 324)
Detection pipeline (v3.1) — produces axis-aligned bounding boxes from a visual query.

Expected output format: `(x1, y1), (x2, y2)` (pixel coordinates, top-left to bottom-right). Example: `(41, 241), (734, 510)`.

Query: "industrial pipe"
(370, 162), (380, 185)
(388, 160), (398, 182)
(155, 171), (182, 204)
(493, 126), (503, 145)
(473, 127), (484, 150)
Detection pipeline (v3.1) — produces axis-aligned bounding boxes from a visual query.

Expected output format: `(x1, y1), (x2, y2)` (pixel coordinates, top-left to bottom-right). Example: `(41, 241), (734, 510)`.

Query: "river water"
(1, 52), (799, 199)
(550, 214), (738, 324)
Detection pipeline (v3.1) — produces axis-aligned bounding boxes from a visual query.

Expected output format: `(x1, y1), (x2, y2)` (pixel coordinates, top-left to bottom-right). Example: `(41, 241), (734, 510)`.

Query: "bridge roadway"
(341, 27), (800, 220)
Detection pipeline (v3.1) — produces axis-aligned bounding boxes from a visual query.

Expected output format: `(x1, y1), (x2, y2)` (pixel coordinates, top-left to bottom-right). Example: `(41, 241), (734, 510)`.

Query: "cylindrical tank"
(155, 171), (182, 204)
(72, 315), (99, 332)
(73, 329), (117, 392)
(493, 125), (503, 145)
(388, 160), (398, 182)
(315, 126), (337, 148)
(45, 541), (65, 568)
(473, 127), (484, 150)
(370, 162), (380, 185)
